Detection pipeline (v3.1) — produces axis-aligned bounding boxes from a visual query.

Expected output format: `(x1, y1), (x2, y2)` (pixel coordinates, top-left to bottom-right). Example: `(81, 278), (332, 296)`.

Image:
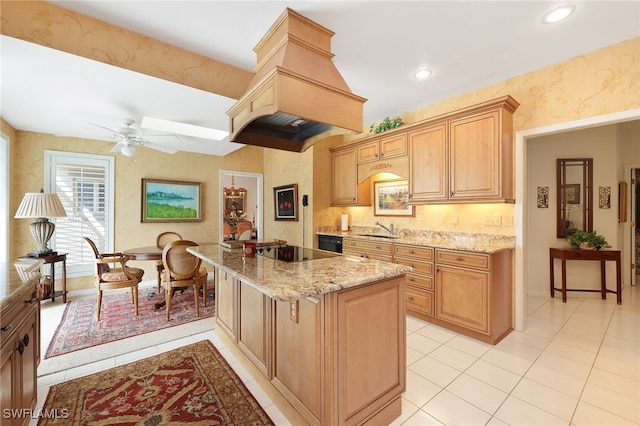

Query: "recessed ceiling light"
(541, 4), (576, 24)
(413, 68), (432, 80)
(141, 116), (229, 140)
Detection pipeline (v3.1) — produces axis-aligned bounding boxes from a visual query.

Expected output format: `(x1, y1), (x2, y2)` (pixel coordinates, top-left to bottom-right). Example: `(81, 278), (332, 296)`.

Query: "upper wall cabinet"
(357, 133), (407, 163)
(331, 145), (371, 206)
(409, 96), (519, 204)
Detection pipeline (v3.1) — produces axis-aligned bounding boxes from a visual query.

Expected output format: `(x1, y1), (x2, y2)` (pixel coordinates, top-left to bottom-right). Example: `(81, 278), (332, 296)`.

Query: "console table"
(549, 247), (621, 304)
(19, 253), (67, 303)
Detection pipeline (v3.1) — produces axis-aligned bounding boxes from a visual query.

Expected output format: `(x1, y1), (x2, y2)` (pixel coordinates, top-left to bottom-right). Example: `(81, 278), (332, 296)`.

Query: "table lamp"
(14, 191), (67, 257)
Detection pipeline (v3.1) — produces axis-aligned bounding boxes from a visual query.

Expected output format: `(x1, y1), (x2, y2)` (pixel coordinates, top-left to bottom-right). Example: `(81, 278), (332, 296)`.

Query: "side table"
(19, 253), (67, 303)
(549, 247), (621, 304)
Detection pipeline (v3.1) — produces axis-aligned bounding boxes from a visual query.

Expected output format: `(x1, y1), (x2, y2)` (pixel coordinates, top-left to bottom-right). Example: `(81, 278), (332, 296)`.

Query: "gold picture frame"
(141, 178), (202, 223)
(374, 179), (415, 217)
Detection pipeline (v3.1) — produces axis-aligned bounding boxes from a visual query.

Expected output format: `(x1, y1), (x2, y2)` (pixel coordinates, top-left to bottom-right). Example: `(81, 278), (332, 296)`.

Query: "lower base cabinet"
(215, 271), (406, 426)
(1, 283), (39, 426)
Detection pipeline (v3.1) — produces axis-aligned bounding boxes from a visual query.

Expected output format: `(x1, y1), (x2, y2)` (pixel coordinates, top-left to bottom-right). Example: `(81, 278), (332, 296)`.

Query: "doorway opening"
(219, 170), (263, 242)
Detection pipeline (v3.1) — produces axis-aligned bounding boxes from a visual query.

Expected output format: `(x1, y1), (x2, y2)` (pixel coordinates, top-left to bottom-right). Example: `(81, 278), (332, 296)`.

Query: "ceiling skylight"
(141, 116), (229, 140)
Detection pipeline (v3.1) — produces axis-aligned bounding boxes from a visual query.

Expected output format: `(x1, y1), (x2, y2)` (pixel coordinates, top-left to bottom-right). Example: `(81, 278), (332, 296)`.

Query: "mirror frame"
(556, 158), (593, 238)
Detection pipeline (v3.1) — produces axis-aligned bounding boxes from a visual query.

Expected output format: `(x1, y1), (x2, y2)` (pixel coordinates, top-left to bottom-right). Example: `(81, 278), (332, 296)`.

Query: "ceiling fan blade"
(142, 141), (178, 154)
(110, 142), (125, 153)
(89, 122), (119, 135)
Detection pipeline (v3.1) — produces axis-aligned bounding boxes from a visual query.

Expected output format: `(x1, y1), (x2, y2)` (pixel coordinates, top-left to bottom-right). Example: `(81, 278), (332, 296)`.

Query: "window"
(45, 151), (114, 277)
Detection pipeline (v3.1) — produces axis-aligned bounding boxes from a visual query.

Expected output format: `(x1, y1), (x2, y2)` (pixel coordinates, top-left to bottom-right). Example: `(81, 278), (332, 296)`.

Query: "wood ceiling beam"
(0, 0), (253, 100)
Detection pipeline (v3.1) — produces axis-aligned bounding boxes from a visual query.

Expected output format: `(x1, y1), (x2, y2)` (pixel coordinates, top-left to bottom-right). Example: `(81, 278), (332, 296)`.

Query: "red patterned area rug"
(46, 287), (215, 358)
(38, 340), (274, 425)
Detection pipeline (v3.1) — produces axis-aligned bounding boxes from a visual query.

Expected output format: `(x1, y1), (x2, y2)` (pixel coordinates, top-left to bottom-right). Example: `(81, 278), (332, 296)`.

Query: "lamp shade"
(15, 192), (67, 219)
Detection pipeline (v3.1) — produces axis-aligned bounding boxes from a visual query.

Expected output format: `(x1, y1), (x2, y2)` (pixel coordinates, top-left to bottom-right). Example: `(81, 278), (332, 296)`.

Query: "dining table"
(122, 245), (165, 309)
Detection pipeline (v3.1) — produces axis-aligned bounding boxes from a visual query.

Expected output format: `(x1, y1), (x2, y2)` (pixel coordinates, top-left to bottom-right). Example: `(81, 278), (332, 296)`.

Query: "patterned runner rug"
(46, 286), (215, 358)
(38, 340), (274, 425)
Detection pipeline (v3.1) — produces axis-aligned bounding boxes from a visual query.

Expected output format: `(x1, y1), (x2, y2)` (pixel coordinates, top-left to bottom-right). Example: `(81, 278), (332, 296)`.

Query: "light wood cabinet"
(1, 282), (39, 426)
(331, 146), (370, 206)
(394, 244), (434, 316)
(215, 268), (237, 341)
(238, 281), (271, 377)
(357, 133), (407, 163)
(342, 238), (393, 262)
(408, 123), (448, 201)
(433, 248), (513, 344)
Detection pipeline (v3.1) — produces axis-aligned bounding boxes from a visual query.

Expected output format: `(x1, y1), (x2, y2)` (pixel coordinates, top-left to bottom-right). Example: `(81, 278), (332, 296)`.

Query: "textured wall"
(312, 38), (640, 237)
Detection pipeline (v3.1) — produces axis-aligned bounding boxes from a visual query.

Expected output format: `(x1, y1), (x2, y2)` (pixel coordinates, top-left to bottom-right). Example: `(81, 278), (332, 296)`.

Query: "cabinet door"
(1, 333), (17, 426)
(379, 133), (407, 159)
(409, 124), (447, 201)
(238, 282), (270, 376)
(435, 265), (488, 333)
(332, 148), (360, 205)
(273, 298), (322, 422)
(357, 140), (379, 163)
(449, 110), (501, 199)
(17, 309), (37, 415)
(216, 269), (237, 341)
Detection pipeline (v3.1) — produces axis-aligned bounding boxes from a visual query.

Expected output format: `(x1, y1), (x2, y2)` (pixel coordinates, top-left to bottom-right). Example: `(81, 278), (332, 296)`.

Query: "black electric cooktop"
(257, 245), (340, 262)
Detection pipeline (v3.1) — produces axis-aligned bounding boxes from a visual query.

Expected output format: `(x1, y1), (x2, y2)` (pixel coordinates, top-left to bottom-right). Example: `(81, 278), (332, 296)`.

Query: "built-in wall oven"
(317, 234), (343, 253)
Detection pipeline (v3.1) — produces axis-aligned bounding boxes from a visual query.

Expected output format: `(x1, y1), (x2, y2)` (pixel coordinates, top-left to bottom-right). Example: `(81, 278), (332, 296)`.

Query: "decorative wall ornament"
(599, 186), (611, 209)
(537, 186), (549, 208)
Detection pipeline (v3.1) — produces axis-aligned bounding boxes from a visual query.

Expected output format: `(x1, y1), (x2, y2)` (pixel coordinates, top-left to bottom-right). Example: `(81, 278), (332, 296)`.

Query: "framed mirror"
(557, 158), (593, 238)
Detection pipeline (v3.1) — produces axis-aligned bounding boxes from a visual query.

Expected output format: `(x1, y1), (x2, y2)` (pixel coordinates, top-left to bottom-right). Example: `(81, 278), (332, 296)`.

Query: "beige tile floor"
(32, 281), (639, 425)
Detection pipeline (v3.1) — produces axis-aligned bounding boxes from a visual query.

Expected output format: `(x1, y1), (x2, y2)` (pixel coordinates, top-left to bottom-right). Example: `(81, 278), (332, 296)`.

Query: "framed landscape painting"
(374, 179), (415, 217)
(142, 178), (202, 223)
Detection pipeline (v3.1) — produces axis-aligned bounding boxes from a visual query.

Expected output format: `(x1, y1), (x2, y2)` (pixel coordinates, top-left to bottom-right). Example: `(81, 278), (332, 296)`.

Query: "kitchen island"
(188, 244), (411, 426)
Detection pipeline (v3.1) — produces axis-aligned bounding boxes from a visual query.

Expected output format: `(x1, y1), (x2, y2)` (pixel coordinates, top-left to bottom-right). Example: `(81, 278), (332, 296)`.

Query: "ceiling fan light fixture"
(541, 4), (576, 24)
(141, 116), (229, 141)
(121, 145), (136, 157)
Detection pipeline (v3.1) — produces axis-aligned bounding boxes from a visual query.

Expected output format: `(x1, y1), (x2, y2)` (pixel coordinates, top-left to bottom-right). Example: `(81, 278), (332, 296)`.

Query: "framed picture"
(374, 179), (415, 217)
(141, 178), (202, 223)
(274, 183), (298, 221)
(565, 183), (580, 204)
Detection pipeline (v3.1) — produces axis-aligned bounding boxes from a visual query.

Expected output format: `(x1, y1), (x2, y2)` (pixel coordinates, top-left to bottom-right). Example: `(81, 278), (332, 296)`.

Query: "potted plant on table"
(568, 230), (611, 250)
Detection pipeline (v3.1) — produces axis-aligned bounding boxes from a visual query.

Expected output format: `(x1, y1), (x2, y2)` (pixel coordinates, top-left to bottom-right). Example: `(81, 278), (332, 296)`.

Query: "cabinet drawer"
(343, 238), (393, 255)
(395, 257), (433, 276)
(394, 244), (433, 260)
(380, 133), (407, 159)
(405, 274), (433, 291)
(406, 286), (433, 316)
(435, 249), (489, 270)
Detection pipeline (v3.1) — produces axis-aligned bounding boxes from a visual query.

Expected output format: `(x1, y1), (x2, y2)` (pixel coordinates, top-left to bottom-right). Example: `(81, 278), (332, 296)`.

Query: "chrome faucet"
(375, 221), (394, 235)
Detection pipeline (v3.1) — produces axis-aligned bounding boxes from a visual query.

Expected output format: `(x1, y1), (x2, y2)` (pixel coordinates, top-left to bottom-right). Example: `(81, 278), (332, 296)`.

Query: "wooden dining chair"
(83, 237), (145, 321)
(236, 221), (253, 240)
(155, 231), (182, 292)
(160, 240), (208, 321)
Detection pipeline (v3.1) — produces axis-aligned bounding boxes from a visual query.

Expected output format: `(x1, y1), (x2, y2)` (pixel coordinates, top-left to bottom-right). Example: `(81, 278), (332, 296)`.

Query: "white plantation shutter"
(45, 151), (114, 277)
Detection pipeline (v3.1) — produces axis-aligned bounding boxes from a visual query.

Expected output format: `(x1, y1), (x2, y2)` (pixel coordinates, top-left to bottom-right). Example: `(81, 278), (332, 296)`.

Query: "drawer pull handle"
(22, 333), (29, 347)
(409, 250), (415, 254)
(15, 341), (25, 355)
(25, 297), (37, 304)
(455, 256), (464, 261)
(1, 324), (12, 332)
(408, 296), (414, 301)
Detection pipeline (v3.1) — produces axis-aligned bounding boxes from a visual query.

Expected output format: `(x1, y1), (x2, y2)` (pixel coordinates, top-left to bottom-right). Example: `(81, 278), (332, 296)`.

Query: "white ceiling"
(2, 1), (639, 156)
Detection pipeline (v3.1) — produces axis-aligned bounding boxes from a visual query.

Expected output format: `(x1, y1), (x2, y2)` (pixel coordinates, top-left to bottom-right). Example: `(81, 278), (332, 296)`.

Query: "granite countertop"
(1, 259), (44, 311)
(317, 230), (515, 254)
(188, 244), (411, 302)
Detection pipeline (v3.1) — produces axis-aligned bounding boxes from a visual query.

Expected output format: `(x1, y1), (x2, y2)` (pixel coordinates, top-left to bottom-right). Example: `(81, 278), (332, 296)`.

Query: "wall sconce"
(14, 191), (67, 257)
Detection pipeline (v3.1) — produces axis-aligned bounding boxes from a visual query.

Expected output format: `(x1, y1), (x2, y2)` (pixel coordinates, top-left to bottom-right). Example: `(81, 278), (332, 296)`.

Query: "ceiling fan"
(90, 119), (179, 156)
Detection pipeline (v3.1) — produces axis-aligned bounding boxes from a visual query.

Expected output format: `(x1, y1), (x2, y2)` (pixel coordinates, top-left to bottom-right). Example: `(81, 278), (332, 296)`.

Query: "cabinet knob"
(1, 324), (12, 332)
(408, 296), (414, 301)
(15, 341), (25, 355)
(409, 250), (415, 254)
(450, 191), (454, 197)
(409, 277), (414, 282)
(379, 153), (383, 157)
(25, 297), (37, 304)
(22, 333), (30, 347)
(455, 256), (464, 261)
(408, 194), (412, 199)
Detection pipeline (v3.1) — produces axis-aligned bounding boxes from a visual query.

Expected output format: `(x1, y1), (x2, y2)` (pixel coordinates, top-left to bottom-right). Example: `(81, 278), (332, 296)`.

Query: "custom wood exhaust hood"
(226, 8), (366, 152)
